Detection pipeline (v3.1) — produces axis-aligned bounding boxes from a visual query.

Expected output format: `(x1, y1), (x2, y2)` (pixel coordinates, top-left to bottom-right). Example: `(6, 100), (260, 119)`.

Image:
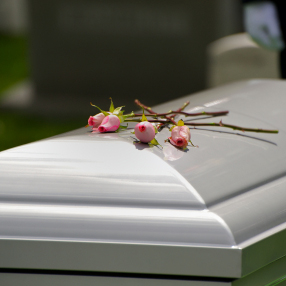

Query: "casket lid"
(1, 79), (286, 279)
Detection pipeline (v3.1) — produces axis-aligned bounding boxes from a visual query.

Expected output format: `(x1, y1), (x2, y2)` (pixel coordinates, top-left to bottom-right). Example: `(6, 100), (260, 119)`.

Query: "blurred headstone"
(207, 33), (279, 88)
(0, 0), (27, 35)
(27, 0), (243, 114)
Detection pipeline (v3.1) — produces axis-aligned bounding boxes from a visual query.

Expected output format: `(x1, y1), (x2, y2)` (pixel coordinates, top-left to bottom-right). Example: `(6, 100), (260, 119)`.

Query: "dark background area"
(0, 0), (244, 151)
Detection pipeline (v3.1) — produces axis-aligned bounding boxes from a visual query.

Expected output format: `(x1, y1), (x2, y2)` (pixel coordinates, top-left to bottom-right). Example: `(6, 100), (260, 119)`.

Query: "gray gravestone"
(27, 0), (243, 114)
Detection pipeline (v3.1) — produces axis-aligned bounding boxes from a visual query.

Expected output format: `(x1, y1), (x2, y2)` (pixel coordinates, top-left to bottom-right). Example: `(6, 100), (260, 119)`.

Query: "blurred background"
(0, 0), (280, 151)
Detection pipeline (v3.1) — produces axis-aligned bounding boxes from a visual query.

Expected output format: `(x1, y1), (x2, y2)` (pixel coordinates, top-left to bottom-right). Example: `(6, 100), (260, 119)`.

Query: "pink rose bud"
(98, 114), (120, 132)
(169, 125), (190, 148)
(134, 121), (155, 143)
(88, 113), (106, 128)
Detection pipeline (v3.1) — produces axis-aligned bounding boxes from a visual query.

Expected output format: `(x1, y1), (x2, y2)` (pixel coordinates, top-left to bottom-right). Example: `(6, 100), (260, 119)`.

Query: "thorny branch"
(128, 99), (279, 134)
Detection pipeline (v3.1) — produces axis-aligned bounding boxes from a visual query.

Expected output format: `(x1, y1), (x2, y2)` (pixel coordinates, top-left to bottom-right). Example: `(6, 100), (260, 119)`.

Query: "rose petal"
(134, 122), (156, 143)
(169, 125), (190, 148)
(88, 113), (106, 128)
(98, 114), (120, 132)
(179, 126), (191, 142)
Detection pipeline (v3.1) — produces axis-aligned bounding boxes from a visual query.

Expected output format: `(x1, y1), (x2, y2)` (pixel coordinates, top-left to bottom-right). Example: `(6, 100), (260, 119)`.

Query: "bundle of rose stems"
(86, 98), (278, 149)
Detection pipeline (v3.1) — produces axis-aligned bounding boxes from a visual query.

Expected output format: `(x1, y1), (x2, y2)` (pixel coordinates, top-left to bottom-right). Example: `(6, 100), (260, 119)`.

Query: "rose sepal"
(115, 124), (128, 132)
(90, 102), (109, 116)
(148, 138), (161, 147)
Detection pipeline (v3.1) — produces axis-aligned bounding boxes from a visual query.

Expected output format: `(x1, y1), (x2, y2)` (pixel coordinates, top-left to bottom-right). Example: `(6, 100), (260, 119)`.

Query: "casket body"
(1, 79), (286, 285)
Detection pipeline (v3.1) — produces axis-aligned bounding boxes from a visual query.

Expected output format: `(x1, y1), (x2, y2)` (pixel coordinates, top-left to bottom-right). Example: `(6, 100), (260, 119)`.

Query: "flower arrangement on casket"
(86, 98), (278, 150)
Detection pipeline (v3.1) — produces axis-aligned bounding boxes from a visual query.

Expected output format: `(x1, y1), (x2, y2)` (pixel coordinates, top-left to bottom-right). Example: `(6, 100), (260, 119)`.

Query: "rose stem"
(125, 119), (279, 133)
(134, 99), (156, 114)
(134, 99), (177, 125)
(134, 99), (228, 118)
(164, 101), (190, 125)
(132, 100), (278, 133)
(125, 119), (168, 123)
(185, 121), (279, 133)
(134, 100), (192, 125)
(132, 100), (274, 133)
(133, 110), (229, 117)
(169, 101), (190, 119)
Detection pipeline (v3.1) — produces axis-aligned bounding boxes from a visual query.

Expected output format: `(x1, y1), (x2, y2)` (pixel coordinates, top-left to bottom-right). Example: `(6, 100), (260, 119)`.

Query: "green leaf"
(169, 125), (175, 131)
(119, 111), (134, 123)
(149, 138), (161, 146)
(153, 124), (158, 134)
(189, 139), (198, 148)
(118, 115), (123, 123)
(109, 98), (114, 113)
(119, 124), (128, 129)
(115, 124), (128, 132)
(177, 119), (184, 126)
(124, 111), (134, 118)
(141, 108), (148, 122)
(113, 106), (125, 116)
(90, 102), (109, 116)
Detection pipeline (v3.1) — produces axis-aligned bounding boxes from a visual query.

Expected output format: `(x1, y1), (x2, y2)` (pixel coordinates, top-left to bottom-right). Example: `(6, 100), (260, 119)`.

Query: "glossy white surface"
(0, 131), (234, 248)
(154, 79), (286, 207)
(211, 176), (286, 245)
(0, 203), (234, 247)
(0, 138), (204, 209)
(1, 79), (286, 278)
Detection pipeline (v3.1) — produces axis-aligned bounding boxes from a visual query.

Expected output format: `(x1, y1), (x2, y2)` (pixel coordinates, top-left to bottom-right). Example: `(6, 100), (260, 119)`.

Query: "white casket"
(0, 79), (286, 285)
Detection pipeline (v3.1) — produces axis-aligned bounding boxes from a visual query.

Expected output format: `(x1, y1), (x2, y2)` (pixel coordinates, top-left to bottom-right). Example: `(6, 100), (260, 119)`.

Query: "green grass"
(0, 34), (29, 94)
(0, 34), (87, 151)
(0, 111), (83, 152)
(0, 34), (85, 151)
